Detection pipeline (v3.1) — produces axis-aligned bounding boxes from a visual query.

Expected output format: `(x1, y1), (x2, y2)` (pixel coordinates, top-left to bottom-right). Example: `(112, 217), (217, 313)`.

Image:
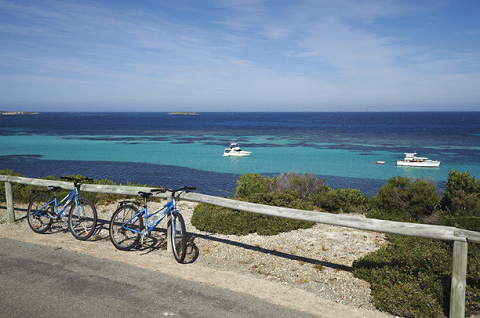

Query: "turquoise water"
(1, 112), (479, 196)
(1, 133), (475, 182)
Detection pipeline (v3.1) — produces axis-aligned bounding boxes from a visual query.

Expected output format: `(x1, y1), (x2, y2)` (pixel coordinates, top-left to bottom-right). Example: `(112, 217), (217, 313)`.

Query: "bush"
(333, 188), (369, 213)
(353, 235), (452, 317)
(353, 234), (480, 317)
(192, 172), (370, 235)
(367, 176), (440, 222)
(441, 170), (480, 232)
(442, 170), (480, 211)
(311, 185), (336, 211)
(270, 172), (325, 201)
(191, 202), (314, 235)
(235, 173), (271, 199)
(312, 185), (369, 213)
(191, 203), (255, 235)
(192, 173), (316, 235)
(356, 170), (480, 317)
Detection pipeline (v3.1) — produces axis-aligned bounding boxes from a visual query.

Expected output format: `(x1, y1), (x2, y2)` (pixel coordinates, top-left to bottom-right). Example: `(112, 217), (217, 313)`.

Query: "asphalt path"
(0, 238), (317, 318)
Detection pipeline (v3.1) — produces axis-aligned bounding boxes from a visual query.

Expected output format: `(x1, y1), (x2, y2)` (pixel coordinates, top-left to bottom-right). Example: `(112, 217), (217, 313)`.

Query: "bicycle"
(27, 177), (98, 240)
(109, 186), (195, 263)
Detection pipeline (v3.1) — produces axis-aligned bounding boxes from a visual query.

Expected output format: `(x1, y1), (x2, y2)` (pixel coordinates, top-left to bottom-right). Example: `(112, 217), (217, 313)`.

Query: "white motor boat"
(396, 153), (440, 167)
(222, 142), (252, 157)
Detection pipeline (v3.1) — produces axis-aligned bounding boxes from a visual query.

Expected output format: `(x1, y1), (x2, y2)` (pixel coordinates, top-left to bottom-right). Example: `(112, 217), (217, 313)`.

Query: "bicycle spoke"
(69, 198), (97, 240)
(27, 194), (54, 234)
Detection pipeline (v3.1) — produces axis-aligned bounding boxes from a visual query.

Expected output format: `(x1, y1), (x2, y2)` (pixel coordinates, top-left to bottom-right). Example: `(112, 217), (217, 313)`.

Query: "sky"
(0, 0), (479, 112)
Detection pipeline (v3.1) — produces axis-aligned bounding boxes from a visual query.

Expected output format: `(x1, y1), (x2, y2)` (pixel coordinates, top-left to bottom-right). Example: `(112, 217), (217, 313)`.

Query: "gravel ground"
(1, 199), (394, 317)
(175, 201), (388, 310)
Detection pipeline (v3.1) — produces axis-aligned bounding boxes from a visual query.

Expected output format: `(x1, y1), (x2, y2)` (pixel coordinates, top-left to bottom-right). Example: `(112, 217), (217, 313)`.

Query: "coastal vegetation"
(191, 172), (370, 235)
(352, 171), (480, 317)
(191, 170), (480, 317)
(1, 168), (480, 317)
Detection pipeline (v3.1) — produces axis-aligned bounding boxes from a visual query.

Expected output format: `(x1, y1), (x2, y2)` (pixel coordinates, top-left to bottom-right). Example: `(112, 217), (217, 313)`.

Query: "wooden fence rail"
(2, 175), (479, 318)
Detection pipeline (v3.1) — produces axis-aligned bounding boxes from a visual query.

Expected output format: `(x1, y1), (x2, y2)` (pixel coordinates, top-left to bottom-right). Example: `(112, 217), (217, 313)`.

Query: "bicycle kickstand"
(139, 229), (149, 246)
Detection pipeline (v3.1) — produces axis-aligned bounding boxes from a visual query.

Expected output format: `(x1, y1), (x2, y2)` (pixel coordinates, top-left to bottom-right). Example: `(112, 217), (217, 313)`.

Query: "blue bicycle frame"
(122, 198), (178, 235)
(35, 187), (81, 220)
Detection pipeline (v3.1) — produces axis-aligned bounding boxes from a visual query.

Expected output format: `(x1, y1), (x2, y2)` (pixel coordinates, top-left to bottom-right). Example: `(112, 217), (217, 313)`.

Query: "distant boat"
(376, 161), (385, 164)
(397, 153), (440, 167)
(222, 142), (252, 157)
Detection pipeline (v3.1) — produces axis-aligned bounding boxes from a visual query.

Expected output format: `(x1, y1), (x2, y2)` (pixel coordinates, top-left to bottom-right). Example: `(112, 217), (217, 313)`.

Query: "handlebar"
(61, 176), (93, 183)
(61, 177), (93, 189)
(151, 186), (196, 195)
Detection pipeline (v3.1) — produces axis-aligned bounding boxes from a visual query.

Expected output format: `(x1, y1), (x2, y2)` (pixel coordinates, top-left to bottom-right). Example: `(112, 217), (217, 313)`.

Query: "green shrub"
(192, 173), (316, 235)
(311, 185), (337, 211)
(332, 188), (369, 213)
(367, 176), (440, 222)
(357, 170), (480, 317)
(192, 172), (370, 235)
(191, 203), (254, 235)
(311, 185), (369, 213)
(191, 202), (314, 235)
(441, 170), (480, 232)
(270, 172), (325, 201)
(353, 234), (480, 317)
(235, 173), (271, 199)
(442, 170), (480, 211)
(353, 235), (452, 317)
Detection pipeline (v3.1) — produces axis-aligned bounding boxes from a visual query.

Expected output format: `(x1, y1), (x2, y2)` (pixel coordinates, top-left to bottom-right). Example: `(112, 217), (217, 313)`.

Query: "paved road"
(0, 238), (317, 318)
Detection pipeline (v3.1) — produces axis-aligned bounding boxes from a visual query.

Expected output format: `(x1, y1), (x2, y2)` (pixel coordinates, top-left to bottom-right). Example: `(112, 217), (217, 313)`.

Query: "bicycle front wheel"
(109, 205), (142, 251)
(27, 194), (54, 234)
(69, 198), (97, 240)
(170, 211), (187, 263)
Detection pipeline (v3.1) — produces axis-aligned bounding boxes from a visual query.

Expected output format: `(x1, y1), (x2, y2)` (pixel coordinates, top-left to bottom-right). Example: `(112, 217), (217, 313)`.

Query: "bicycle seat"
(138, 191), (153, 198)
(47, 186), (61, 191)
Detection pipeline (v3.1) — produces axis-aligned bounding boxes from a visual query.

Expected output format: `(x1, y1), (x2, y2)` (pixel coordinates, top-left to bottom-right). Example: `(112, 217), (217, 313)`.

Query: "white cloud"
(0, 0), (479, 111)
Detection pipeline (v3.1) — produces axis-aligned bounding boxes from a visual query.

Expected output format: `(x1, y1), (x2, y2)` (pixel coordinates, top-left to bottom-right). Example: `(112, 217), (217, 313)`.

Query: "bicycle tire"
(27, 194), (54, 234)
(109, 205), (142, 251)
(68, 197), (97, 240)
(170, 211), (187, 263)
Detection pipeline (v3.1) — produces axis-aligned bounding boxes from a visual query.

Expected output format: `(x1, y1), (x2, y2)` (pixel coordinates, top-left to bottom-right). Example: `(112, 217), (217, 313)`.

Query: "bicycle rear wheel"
(109, 205), (142, 251)
(170, 211), (187, 263)
(69, 197), (97, 240)
(27, 194), (54, 233)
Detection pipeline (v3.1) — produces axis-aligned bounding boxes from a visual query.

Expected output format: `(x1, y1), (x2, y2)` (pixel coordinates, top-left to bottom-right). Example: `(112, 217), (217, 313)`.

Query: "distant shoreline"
(168, 112), (199, 115)
(1, 111), (39, 115)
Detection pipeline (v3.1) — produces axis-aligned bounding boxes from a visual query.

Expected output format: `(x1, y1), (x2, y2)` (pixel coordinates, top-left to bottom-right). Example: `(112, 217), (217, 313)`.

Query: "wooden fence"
(2, 175), (480, 318)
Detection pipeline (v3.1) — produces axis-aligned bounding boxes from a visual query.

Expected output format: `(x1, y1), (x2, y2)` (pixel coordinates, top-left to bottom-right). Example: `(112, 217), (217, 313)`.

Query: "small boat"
(396, 153), (440, 167)
(222, 142), (252, 157)
(376, 161), (385, 164)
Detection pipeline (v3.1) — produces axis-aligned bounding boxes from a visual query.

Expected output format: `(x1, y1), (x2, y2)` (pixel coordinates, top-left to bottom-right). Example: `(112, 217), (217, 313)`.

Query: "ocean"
(1, 112), (479, 197)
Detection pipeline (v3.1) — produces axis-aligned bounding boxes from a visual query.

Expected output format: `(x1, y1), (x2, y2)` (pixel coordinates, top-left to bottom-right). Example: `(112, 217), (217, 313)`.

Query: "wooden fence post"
(450, 240), (468, 318)
(5, 181), (15, 223)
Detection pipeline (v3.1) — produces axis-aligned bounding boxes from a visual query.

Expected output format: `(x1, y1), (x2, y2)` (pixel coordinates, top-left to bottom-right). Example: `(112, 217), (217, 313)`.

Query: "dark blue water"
(1, 112), (479, 197)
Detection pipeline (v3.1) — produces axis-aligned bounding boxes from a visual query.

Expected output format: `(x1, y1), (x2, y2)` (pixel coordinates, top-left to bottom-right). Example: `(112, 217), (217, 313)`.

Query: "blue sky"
(0, 0), (479, 112)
